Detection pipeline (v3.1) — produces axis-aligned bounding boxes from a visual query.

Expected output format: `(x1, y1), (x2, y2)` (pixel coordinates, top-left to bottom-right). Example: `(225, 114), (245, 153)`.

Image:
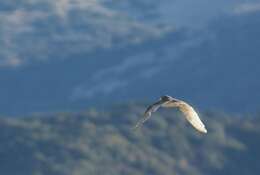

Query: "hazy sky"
(159, 0), (259, 28)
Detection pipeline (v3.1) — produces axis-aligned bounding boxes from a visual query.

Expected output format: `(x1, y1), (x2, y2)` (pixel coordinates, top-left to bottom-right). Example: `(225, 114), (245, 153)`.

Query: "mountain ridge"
(0, 106), (260, 175)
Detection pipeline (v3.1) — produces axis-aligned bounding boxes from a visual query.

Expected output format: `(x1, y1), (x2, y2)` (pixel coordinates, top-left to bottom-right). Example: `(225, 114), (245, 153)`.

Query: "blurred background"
(0, 0), (260, 175)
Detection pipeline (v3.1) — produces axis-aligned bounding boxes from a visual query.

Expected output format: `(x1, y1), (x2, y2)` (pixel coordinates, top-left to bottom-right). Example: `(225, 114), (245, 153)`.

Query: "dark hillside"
(0, 106), (259, 175)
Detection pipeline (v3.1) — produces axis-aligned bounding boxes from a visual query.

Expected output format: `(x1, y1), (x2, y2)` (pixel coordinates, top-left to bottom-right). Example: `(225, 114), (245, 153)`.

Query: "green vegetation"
(0, 105), (260, 175)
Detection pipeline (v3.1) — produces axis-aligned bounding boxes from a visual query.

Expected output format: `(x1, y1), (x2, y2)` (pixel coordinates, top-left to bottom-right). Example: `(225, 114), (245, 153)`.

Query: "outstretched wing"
(162, 100), (207, 133)
(178, 102), (207, 133)
(133, 100), (164, 130)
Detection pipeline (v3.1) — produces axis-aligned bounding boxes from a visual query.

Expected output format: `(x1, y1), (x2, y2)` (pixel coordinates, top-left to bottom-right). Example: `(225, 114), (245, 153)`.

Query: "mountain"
(0, 1), (260, 115)
(0, 106), (260, 175)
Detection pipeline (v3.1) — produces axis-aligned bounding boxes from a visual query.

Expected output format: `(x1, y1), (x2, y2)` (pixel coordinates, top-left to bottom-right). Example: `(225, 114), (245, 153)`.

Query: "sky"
(0, 0), (260, 115)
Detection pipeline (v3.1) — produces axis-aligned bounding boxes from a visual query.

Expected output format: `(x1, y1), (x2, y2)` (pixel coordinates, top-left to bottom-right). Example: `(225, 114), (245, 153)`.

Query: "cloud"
(0, 56), (22, 68)
(140, 67), (161, 79)
(0, 0), (169, 69)
(52, 0), (116, 18)
(233, 3), (260, 14)
(92, 53), (156, 80)
(71, 79), (128, 100)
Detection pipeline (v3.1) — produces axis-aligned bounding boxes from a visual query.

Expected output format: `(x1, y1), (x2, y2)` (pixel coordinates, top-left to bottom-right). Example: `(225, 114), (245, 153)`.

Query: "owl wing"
(133, 100), (165, 130)
(177, 102), (207, 133)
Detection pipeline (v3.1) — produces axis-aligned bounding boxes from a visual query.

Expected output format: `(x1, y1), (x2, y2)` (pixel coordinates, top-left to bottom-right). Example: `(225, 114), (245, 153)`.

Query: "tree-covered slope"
(0, 106), (259, 175)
